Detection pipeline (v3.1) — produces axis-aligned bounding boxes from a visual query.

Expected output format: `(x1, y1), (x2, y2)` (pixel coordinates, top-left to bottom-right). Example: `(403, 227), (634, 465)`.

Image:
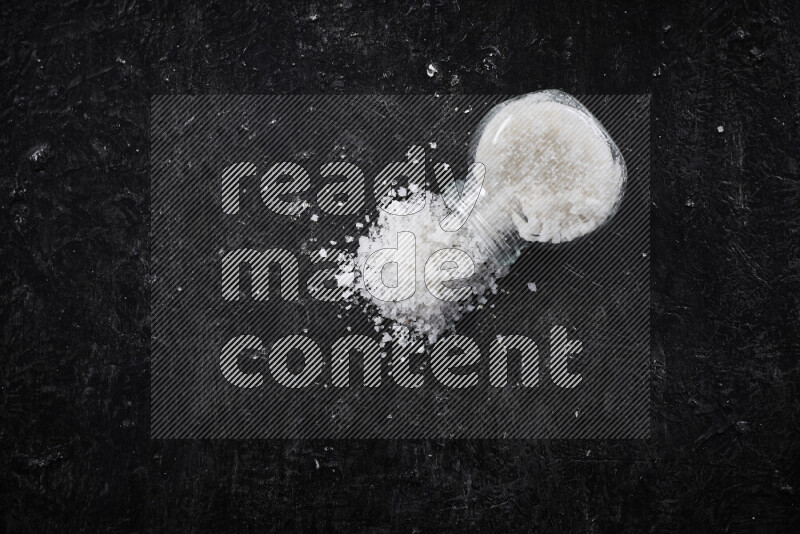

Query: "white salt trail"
(350, 196), (504, 345)
(340, 90), (625, 343)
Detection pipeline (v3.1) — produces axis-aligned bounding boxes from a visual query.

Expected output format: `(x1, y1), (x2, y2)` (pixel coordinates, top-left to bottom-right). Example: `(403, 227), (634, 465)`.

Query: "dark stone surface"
(1, 0), (798, 531)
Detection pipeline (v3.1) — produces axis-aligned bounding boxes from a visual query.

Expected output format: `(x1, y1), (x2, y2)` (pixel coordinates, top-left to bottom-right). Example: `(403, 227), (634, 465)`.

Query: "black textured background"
(1, 0), (799, 532)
